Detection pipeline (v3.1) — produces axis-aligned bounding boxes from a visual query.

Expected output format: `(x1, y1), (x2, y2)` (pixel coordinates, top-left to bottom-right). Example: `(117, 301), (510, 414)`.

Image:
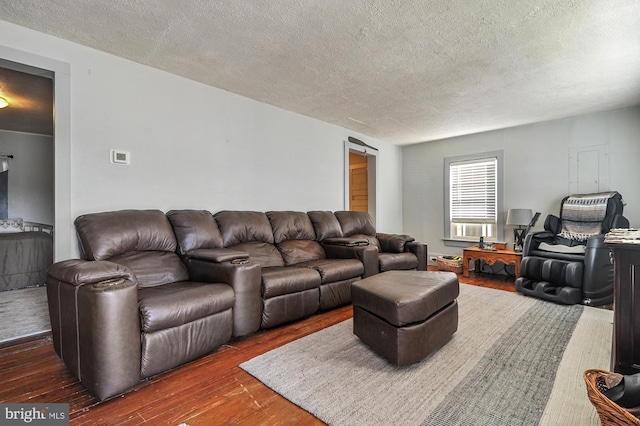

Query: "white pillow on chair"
(538, 242), (586, 254)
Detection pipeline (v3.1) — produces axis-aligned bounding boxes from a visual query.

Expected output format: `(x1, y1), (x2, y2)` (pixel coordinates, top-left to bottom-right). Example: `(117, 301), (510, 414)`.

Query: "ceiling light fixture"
(0, 97), (8, 108)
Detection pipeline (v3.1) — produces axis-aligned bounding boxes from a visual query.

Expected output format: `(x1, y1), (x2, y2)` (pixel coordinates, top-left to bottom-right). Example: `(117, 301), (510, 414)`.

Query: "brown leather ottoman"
(351, 270), (459, 366)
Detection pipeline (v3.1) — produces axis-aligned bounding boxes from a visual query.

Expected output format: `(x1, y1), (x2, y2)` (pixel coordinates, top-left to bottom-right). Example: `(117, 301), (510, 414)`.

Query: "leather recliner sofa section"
(46, 208), (427, 400)
(322, 210), (427, 272)
(172, 210), (375, 329)
(46, 210), (259, 401)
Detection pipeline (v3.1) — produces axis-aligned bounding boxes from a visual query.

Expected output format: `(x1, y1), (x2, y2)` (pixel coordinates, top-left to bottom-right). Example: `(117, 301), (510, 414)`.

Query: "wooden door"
(349, 152), (368, 212)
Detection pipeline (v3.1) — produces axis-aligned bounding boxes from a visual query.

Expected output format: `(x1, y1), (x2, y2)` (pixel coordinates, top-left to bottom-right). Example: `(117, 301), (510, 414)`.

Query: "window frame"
(444, 150), (504, 246)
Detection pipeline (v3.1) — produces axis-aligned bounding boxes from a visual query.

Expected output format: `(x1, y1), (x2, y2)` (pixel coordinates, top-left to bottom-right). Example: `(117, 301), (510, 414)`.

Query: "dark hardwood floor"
(0, 269), (514, 425)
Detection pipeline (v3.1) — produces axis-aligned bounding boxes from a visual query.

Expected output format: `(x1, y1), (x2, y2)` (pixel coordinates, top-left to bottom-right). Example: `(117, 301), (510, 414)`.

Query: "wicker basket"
(583, 369), (640, 425)
(437, 256), (463, 274)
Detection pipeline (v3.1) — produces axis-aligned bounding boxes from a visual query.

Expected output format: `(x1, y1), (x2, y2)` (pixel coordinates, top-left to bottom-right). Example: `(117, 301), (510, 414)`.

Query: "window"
(445, 151), (503, 243)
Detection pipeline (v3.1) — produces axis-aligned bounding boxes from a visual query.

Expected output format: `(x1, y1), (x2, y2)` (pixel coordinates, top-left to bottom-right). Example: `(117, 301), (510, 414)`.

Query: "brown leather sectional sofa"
(45, 209), (427, 400)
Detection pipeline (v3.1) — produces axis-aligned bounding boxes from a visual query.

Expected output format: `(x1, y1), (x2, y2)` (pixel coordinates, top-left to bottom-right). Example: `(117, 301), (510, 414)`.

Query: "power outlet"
(429, 256), (437, 263)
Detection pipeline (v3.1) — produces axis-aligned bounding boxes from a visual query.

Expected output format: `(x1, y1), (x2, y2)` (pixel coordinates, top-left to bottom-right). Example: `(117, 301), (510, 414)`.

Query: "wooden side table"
(462, 246), (522, 278)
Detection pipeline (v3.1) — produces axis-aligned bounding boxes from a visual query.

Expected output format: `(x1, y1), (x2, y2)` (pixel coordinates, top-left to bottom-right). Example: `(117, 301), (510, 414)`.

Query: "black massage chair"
(515, 191), (629, 306)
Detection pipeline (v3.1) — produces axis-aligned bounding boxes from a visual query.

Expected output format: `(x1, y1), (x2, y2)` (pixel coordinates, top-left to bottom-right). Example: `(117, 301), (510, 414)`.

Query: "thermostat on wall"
(110, 149), (130, 165)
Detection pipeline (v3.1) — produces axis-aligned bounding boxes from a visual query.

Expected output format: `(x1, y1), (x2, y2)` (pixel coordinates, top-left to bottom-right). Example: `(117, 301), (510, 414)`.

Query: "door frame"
(0, 45), (72, 261)
(344, 139), (378, 226)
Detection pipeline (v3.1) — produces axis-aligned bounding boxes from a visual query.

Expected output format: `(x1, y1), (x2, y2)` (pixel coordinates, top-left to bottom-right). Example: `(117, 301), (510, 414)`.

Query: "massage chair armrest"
(405, 241), (428, 271)
(376, 233), (415, 253)
(46, 259), (141, 400)
(583, 235), (610, 270)
(582, 234), (614, 302)
(585, 234), (606, 249)
(185, 256), (262, 337)
(322, 243), (379, 278)
(186, 248), (250, 264)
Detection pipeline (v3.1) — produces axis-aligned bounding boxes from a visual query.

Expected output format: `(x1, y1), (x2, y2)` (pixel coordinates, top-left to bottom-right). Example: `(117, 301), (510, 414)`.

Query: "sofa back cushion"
(74, 209), (188, 287)
(215, 211), (274, 246)
(76, 210), (177, 260)
(334, 211), (376, 237)
(307, 211), (343, 241)
(267, 211), (315, 243)
(267, 211), (325, 265)
(166, 210), (224, 254)
(214, 211), (284, 267)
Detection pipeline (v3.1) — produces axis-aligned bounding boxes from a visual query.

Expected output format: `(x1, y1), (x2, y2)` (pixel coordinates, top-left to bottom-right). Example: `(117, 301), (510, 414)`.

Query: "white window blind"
(450, 157), (497, 224)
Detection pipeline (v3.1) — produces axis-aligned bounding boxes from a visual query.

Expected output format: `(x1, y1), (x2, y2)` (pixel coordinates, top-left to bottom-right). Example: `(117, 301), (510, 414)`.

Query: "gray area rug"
(0, 286), (50, 343)
(241, 284), (613, 426)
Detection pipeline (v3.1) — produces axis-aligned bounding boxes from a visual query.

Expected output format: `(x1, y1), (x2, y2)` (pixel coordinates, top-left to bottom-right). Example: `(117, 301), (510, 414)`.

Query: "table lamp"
(506, 208), (533, 252)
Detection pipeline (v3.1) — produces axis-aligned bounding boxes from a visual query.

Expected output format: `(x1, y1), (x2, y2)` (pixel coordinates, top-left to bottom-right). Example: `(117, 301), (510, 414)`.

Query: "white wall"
(0, 130), (54, 224)
(0, 20), (403, 259)
(403, 106), (640, 258)
(373, 142), (404, 234)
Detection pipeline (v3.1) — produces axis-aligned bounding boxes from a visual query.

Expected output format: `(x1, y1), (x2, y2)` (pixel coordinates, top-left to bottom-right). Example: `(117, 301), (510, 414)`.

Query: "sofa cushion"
(138, 281), (234, 333)
(110, 251), (189, 287)
(166, 210), (224, 254)
(334, 211), (376, 237)
(214, 211), (275, 246)
(307, 211), (343, 240)
(231, 241), (284, 267)
(277, 239), (326, 265)
(261, 266), (321, 299)
(75, 209), (177, 261)
(379, 252), (419, 272)
(296, 258), (364, 283)
(267, 211), (315, 243)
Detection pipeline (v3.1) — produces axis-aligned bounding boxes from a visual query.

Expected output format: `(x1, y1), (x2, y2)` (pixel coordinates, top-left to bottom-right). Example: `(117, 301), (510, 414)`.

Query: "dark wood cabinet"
(608, 242), (640, 374)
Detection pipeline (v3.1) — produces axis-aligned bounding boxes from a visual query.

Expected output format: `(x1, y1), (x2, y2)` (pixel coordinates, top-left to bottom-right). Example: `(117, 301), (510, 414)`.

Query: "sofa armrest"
(46, 259), (140, 400)
(186, 248), (249, 264)
(322, 237), (370, 247)
(322, 243), (379, 278)
(185, 256), (262, 337)
(376, 233), (416, 253)
(47, 259), (135, 286)
(405, 241), (428, 271)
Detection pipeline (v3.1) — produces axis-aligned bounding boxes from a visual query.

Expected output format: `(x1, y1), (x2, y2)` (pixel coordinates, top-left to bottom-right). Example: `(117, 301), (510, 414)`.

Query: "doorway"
(0, 64), (54, 225)
(344, 138), (378, 225)
(0, 45), (72, 261)
(0, 46), (70, 345)
(349, 152), (368, 212)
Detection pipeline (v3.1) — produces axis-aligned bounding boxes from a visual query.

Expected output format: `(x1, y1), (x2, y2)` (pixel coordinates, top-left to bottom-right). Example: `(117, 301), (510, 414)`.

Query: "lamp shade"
(506, 208), (533, 226)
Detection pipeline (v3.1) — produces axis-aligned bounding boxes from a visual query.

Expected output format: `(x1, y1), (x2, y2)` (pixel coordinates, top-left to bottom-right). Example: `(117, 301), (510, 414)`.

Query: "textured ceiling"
(1, 1), (639, 145)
